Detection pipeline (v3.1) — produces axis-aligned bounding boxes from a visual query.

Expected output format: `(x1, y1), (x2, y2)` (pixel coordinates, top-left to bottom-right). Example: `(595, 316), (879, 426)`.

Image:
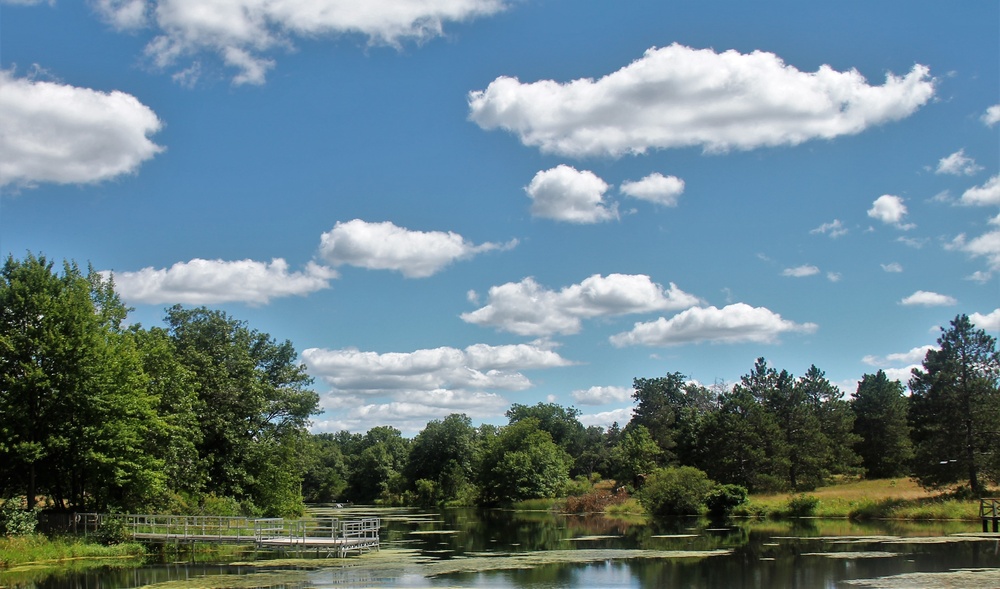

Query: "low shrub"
(705, 484), (749, 520)
(0, 498), (39, 537)
(95, 516), (131, 546)
(639, 466), (714, 517)
(786, 494), (820, 518)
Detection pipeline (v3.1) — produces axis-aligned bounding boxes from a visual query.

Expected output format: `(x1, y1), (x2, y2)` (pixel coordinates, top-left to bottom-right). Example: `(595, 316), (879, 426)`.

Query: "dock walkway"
(73, 513), (380, 557)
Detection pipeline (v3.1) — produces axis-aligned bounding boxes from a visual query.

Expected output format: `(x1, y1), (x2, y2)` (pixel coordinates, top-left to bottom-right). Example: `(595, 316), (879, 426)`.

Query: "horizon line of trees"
(2, 253), (998, 515)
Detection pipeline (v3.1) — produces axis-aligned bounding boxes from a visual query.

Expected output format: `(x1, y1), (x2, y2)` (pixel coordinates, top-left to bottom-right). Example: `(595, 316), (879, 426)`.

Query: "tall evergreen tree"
(700, 383), (787, 492)
(851, 370), (912, 478)
(797, 365), (862, 478)
(909, 315), (1000, 494)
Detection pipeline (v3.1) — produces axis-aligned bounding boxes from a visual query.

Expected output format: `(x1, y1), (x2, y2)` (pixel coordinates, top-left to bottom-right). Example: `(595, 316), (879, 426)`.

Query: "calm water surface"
(6, 507), (999, 588)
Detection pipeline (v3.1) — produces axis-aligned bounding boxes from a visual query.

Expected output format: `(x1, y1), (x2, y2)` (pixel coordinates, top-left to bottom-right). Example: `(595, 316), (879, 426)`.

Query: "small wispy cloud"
(935, 149), (982, 176)
(782, 265), (820, 278)
(810, 219), (848, 238)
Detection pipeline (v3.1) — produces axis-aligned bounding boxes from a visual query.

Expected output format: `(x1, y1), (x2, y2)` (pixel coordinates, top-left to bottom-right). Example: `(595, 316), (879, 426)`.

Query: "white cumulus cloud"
(468, 43), (934, 157)
(572, 385), (634, 406)
(525, 165), (617, 223)
(949, 227), (1000, 271)
(899, 291), (957, 307)
(867, 194), (913, 229)
(578, 407), (634, 429)
(619, 172), (685, 206)
(983, 104), (1000, 127)
(609, 303), (817, 347)
(462, 274), (701, 336)
(862, 345), (936, 367)
(0, 69), (163, 188)
(961, 175), (1000, 206)
(313, 391), (509, 435)
(881, 262), (903, 273)
(935, 149), (982, 176)
(302, 342), (572, 396)
(107, 258), (336, 305)
(318, 219), (514, 278)
(971, 309), (1000, 331)
(94, 0), (508, 85)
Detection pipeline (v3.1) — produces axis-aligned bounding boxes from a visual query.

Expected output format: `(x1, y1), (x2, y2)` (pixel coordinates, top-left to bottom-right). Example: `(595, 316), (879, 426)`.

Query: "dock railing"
(72, 513), (380, 556)
(980, 498), (1000, 533)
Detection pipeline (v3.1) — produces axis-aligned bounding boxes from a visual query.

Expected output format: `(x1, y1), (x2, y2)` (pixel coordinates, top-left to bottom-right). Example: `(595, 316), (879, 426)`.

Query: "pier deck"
(73, 513), (381, 557)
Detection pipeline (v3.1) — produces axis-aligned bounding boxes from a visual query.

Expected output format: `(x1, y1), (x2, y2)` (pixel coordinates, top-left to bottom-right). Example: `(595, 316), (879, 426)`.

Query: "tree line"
(2, 253), (998, 515)
(0, 254), (319, 515)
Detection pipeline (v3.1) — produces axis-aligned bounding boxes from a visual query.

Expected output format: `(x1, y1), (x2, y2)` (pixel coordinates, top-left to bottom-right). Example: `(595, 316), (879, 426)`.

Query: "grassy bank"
(0, 534), (146, 569)
(737, 478), (983, 521)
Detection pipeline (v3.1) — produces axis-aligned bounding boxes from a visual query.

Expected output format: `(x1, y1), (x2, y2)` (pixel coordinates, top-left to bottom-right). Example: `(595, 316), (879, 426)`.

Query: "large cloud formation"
(93, 0), (508, 85)
(318, 219), (514, 278)
(303, 342), (572, 394)
(0, 69), (163, 188)
(108, 258), (336, 305)
(462, 274), (701, 336)
(304, 341), (572, 433)
(610, 303), (817, 347)
(468, 43), (934, 157)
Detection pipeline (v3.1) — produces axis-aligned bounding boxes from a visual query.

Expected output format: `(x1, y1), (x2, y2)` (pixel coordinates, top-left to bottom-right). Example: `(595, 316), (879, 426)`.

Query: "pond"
(4, 506), (1000, 588)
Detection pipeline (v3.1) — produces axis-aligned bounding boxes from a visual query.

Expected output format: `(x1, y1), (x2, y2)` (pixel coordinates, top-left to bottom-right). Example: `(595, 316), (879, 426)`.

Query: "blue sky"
(2, 0), (998, 435)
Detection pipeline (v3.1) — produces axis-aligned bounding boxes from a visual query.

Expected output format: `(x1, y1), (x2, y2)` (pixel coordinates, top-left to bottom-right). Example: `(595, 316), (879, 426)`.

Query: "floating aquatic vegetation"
(801, 551), (900, 559)
(135, 570), (313, 589)
(883, 535), (1000, 545)
(841, 567), (1000, 588)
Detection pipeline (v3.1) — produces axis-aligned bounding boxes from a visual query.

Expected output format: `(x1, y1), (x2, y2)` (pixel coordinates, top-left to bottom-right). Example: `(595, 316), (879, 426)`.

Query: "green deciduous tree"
(164, 305), (319, 515)
(346, 426), (409, 503)
(909, 315), (1000, 494)
(506, 403), (585, 468)
(301, 433), (349, 503)
(851, 370), (913, 478)
(476, 418), (571, 505)
(405, 414), (476, 503)
(0, 254), (166, 511)
(610, 425), (662, 488)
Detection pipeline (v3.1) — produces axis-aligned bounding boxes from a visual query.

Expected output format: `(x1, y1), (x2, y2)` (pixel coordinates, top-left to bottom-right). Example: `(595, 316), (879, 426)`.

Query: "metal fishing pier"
(73, 513), (381, 557)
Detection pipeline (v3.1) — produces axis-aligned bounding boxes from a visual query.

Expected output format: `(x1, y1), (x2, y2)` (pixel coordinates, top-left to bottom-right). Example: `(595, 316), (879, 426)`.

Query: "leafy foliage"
(0, 499), (39, 537)
(0, 254), (167, 511)
(704, 484), (748, 520)
(785, 494), (820, 517)
(477, 418), (572, 505)
(638, 466), (715, 517)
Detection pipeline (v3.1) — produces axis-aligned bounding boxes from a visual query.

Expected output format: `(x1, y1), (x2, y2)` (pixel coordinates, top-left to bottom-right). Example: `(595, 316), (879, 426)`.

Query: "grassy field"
(738, 478), (985, 521)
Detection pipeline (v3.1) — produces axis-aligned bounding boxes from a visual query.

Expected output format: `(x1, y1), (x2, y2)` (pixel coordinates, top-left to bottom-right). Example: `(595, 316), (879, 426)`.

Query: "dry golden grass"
(743, 478), (983, 521)
(755, 478), (936, 504)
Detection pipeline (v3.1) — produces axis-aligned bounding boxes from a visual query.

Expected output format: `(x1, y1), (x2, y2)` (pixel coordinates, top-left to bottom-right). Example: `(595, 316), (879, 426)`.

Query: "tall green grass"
(0, 534), (145, 568)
